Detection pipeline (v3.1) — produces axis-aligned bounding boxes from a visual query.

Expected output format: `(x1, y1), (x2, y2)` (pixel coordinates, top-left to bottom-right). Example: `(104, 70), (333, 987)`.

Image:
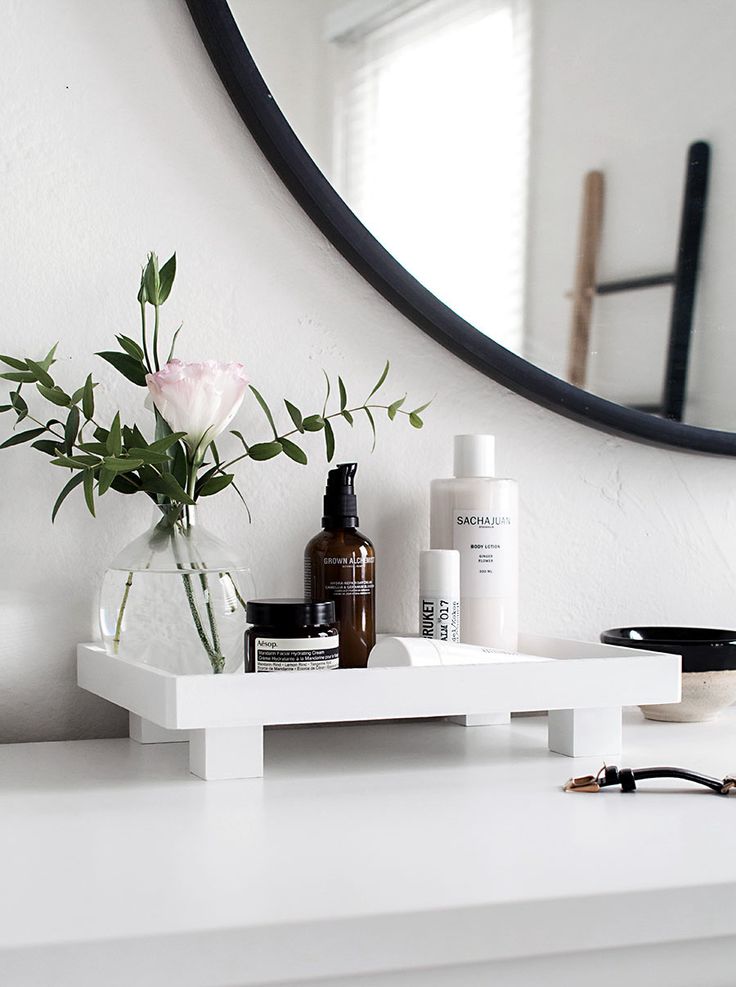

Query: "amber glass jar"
(245, 599), (339, 673)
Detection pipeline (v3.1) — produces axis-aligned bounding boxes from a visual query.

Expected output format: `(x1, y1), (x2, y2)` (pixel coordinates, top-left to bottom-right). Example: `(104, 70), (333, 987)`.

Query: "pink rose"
(146, 359), (249, 454)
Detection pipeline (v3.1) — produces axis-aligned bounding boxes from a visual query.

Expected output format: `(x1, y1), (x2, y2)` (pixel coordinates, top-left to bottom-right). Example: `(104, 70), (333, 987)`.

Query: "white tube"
(369, 636), (551, 667)
(419, 549), (460, 643)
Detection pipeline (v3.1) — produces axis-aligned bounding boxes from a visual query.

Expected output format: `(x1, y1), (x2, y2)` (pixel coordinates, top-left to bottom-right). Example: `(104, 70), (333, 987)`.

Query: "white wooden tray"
(77, 634), (680, 780)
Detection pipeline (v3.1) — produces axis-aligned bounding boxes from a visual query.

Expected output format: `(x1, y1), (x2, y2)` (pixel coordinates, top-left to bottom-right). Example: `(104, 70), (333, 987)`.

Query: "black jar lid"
(246, 598), (336, 627)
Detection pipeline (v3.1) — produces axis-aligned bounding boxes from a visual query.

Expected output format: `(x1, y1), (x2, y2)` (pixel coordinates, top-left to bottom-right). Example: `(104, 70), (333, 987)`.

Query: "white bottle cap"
(420, 549), (460, 598)
(453, 434), (495, 478)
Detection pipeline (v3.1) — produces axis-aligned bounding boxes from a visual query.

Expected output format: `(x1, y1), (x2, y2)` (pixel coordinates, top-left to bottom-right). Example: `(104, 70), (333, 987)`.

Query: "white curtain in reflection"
(331, 0), (530, 350)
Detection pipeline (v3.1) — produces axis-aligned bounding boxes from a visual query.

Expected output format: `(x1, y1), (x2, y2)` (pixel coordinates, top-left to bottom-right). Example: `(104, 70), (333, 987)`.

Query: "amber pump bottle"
(304, 463), (376, 668)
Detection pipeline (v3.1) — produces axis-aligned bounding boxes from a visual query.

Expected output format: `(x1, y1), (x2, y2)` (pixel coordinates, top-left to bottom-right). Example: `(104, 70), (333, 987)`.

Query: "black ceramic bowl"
(600, 627), (736, 673)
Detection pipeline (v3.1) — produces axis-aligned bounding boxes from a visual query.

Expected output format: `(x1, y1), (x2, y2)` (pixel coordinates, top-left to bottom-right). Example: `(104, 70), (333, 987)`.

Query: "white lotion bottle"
(430, 435), (518, 651)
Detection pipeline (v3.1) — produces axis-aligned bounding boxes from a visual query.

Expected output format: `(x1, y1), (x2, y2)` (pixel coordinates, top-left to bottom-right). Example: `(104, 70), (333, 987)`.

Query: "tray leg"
(189, 725), (264, 780)
(548, 707), (622, 758)
(129, 713), (187, 744)
(448, 713), (511, 727)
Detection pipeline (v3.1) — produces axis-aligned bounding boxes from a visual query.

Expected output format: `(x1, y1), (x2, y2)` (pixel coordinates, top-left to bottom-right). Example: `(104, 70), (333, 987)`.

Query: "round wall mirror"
(186, 0), (736, 455)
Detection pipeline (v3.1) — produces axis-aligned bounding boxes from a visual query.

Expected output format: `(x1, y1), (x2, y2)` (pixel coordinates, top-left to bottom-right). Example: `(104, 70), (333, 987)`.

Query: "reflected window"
(330, 0), (530, 350)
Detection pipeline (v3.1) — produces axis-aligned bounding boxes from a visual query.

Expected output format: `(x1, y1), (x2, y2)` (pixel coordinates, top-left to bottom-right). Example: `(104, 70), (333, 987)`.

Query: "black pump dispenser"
(322, 463), (359, 528)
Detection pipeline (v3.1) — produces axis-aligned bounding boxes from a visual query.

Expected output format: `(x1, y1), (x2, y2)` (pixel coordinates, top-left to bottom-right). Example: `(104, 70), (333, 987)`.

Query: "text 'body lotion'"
(304, 463), (376, 668)
(430, 435), (518, 650)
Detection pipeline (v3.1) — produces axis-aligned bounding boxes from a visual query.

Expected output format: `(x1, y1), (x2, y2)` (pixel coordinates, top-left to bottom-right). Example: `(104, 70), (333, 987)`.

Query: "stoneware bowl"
(600, 627), (736, 722)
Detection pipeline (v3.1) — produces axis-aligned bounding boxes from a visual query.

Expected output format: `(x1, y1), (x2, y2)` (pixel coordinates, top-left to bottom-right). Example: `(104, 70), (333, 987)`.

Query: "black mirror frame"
(185, 0), (736, 456)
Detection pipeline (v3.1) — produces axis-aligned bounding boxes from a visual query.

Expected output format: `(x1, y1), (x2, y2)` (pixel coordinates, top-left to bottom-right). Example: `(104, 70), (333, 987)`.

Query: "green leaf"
(0, 427), (46, 449)
(116, 334), (145, 361)
(324, 419), (335, 462)
(101, 456), (144, 473)
(93, 425), (109, 442)
(0, 371), (36, 383)
(128, 447), (172, 465)
(409, 413), (424, 429)
(111, 474), (141, 495)
(338, 376), (348, 411)
(363, 406), (377, 452)
(230, 429), (249, 453)
(50, 454), (101, 469)
(107, 412), (122, 456)
(250, 386), (278, 438)
(143, 253), (160, 306)
(387, 396), (406, 421)
(0, 405), (12, 413)
(230, 478), (252, 523)
(302, 415), (325, 432)
(10, 391), (27, 422)
(98, 467), (116, 496)
(31, 439), (61, 456)
(39, 343), (58, 371)
(83, 469), (96, 517)
(69, 386), (85, 406)
(366, 360), (390, 401)
(171, 442), (187, 488)
(51, 470), (86, 522)
(342, 409), (354, 426)
(280, 437), (308, 465)
(158, 253), (176, 305)
(147, 431), (187, 453)
(82, 375), (95, 420)
(0, 355), (27, 371)
(78, 441), (109, 455)
(198, 473), (235, 496)
(25, 359), (54, 388)
(96, 351), (148, 386)
(167, 324), (183, 362)
(322, 369), (331, 418)
(122, 425), (143, 448)
(36, 383), (70, 407)
(210, 440), (221, 465)
(64, 406), (80, 454)
(248, 441), (283, 461)
(410, 400), (432, 415)
(284, 400), (304, 433)
(139, 471), (194, 504)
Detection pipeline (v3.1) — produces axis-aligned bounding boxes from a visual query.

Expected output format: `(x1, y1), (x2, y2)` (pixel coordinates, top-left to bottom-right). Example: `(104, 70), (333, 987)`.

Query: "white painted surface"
(2, 710), (736, 986)
(2, 0), (736, 745)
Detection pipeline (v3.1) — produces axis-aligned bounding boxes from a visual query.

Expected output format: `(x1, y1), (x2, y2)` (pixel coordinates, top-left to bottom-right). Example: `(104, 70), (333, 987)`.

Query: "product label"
(420, 596), (460, 642)
(323, 554), (374, 598)
(453, 508), (517, 599)
(255, 636), (339, 672)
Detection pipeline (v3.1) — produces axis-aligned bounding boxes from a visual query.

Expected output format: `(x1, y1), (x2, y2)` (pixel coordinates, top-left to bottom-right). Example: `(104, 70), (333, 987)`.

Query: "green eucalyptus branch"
(0, 252), (430, 525)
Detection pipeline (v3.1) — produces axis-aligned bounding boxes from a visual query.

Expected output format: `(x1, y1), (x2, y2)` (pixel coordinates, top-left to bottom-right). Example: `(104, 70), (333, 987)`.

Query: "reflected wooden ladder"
(567, 141), (710, 421)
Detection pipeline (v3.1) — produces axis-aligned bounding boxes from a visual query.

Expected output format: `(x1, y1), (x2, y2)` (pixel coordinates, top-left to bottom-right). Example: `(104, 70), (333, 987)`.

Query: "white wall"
(525, 0), (736, 420)
(2, 0), (736, 744)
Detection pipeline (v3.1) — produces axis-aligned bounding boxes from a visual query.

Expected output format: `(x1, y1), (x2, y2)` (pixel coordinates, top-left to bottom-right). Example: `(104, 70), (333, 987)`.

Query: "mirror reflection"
(233, 0), (736, 429)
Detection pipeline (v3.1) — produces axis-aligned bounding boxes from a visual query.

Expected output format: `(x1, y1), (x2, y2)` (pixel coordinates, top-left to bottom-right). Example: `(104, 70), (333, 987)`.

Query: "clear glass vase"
(99, 506), (255, 674)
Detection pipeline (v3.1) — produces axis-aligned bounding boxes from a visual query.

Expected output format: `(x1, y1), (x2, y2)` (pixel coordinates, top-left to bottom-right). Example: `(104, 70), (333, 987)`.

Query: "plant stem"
(177, 565), (223, 672)
(153, 304), (160, 372)
(140, 301), (152, 372)
(198, 572), (222, 653)
(169, 515), (225, 673)
(112, 570), (134, 654)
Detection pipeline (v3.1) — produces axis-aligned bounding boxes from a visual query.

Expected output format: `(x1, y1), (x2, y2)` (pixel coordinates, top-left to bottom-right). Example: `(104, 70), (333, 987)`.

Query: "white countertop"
(2, 709), (736, 987)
